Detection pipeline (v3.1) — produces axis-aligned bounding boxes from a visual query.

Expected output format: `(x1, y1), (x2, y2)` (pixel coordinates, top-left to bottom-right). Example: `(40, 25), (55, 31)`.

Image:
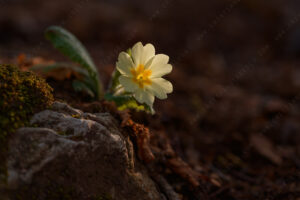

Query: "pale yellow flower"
(116, 42), (173, 107)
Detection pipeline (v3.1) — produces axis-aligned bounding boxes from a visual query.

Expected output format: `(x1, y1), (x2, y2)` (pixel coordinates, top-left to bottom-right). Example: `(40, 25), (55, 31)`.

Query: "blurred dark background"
(1, 0), (300, 61)
(1, 0), (300, 199)
(1, 0), (300, 95)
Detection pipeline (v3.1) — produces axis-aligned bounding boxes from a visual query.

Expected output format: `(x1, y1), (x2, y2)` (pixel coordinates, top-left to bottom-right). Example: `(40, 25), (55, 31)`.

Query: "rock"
(0, 64), (54, 194)
(3, 102), (161, 200)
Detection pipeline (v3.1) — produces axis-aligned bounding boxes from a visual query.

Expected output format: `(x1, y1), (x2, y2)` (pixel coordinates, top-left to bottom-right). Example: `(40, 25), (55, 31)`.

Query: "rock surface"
(3, 102), (161, 200)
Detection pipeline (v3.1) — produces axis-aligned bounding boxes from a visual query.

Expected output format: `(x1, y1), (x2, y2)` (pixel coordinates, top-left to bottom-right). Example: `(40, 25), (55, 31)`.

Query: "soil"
(1, 0), (300, 199)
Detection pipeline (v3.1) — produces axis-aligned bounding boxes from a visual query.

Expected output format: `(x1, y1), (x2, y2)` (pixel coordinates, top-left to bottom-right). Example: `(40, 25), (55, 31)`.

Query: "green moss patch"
(0, 64), (54, 185)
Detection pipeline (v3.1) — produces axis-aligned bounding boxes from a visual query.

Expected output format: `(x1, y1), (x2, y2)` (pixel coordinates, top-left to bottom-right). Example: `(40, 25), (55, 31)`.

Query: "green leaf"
(108, 69), (121, 93)
(126, 48), (132, 57)
(45, 26), (97, 73)
(72, 80), (95, 98)
(104, 93), (155, 114)
(45, 26), (104, 99)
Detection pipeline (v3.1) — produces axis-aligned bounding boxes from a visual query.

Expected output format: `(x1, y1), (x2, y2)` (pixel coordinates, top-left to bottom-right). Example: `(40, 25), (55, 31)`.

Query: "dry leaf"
(250, 134), (282, 165)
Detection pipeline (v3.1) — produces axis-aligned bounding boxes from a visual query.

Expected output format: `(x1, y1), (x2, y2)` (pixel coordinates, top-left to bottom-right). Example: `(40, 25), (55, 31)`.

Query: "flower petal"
(119, 76), (138, 92)
(150, 64), (172, 78)
(148, 54), (169, 68)
(134, 89), (155, 106)
(146, 78), (173, 99)
(116, 52), (134, 76)
(144, 56), (155, 69)
(141, 43), (155, 65)
(131, 42), (143, 66)
(147, 54), (171, 77)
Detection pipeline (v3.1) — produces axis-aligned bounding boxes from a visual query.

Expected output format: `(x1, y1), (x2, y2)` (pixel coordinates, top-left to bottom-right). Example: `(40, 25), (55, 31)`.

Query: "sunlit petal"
(146, 78), (173, 99)
(150, 64), (172, 78)
(134, 89), (155, 106)
(116, 52), (134, 76)
(119, 76), (139, 92)
(141, 43), (155, 65)
(131, 42), (143, 66)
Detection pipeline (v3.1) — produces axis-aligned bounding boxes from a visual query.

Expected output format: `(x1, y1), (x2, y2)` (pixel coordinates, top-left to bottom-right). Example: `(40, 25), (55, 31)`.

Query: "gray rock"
(4, 102), (161, 200)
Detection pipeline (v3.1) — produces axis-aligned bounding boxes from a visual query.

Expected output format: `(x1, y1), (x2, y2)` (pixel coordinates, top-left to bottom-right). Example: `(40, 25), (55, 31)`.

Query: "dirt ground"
(1, 0), (300, 199)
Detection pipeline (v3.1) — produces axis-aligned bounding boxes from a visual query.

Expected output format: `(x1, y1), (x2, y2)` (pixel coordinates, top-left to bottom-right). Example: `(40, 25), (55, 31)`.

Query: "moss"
(0, 64), (54, 185)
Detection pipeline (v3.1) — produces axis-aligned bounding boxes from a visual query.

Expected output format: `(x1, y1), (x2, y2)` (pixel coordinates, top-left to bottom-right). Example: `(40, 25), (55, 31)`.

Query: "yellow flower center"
(131, 64), (152, 89)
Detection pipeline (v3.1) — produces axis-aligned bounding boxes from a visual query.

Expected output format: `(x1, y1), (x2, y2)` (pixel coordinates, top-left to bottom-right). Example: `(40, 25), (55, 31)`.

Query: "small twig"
(150, 171), (181, 200)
